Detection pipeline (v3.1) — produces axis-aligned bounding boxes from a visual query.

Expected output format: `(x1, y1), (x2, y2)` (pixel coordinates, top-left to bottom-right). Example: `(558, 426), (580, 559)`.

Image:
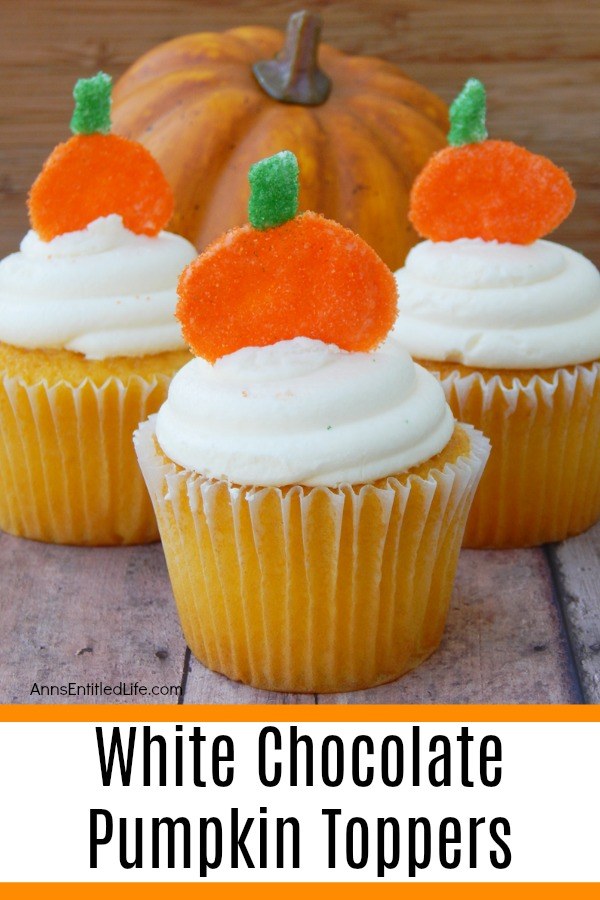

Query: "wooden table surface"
(1, 0), (599, 704)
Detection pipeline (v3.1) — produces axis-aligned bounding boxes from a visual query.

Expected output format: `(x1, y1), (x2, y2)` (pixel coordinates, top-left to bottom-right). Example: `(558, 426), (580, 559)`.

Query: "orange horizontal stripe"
(0, 703), (599, 722)
(1, 883), (599, 897)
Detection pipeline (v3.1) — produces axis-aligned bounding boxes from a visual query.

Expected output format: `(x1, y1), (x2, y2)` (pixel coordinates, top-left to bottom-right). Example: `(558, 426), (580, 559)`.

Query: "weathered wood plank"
(0, 534), (187, 704)
(2, 0), (598, 69)
(548, 521), (600, 704)
(183, 654), (316, 705)
(327, 549), (581, 705)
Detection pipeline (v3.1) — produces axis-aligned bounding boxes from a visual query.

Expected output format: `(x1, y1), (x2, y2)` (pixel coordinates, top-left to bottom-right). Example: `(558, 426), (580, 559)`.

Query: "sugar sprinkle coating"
(177, 211), (397, 363)
(410, 140), (575, 244)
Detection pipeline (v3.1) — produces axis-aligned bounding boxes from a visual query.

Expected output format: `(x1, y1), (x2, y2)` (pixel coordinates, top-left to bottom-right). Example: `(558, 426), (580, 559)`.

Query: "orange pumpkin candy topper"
(28, 72), (173, 241)
(177, 151), (398, 364)
(409, 78), (576, 245)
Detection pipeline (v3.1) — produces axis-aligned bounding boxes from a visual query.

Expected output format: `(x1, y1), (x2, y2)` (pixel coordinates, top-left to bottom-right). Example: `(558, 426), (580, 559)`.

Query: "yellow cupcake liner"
(437, 361), (600, 548)
(135, 418), (489, 693)
(0, 372), (173, 545)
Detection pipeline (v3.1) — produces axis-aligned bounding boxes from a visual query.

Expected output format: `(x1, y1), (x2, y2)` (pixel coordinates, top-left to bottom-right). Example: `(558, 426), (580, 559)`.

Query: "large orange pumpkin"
(112, 11), (448, 269)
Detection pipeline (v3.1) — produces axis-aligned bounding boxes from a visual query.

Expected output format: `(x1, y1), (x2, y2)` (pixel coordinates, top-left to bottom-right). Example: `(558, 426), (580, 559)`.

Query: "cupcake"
(393, 79), (600, 549)
(0, 73), (196, 545)
(134, 151), (489, 693)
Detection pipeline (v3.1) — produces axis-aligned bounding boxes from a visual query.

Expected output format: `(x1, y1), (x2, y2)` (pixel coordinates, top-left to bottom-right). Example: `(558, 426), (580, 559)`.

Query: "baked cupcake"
(134, 151), (489, 693)
(393, 79), (600, 549)
(0, 73), (196, 545)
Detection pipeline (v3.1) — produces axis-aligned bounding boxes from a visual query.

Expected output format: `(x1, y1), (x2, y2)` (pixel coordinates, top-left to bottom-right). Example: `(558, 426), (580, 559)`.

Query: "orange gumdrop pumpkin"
(410, 140), (575, 244)
(177, 211), (397, 363)
(29, 133), (173, 241)
(28, 72), (174, 241)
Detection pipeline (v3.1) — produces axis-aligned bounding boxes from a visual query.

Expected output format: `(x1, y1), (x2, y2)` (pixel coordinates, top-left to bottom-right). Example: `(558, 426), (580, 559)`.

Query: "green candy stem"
(70, 71), (112, 136)
(447, 78), (488, 147)
(248, 150), (299, 230)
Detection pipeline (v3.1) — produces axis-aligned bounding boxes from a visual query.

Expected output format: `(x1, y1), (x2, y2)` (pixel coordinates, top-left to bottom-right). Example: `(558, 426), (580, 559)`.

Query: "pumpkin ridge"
(111, 35), (242, 102)
(196, 102), (327, 246)
(338, 100), (418, 258)
(223, 25), (286, 54)
(120, 87), (266, 240)
(159, 89), (269, 244)
(302, 104), (335, 214)
(349, 92), (451, 180)
(190, 28), (279, 64)
(312, 101), (350, 216)
(112, 71), (237, 137)
(324, 50), (447, 127)
(305, 50), (447, 135)
(312, 42), (355, 68)
(342, 100), (412, 193)
(313, 102), (411, 267)
(225, 25), (283, 40)
(344, 72), (448, 130)
(113, 31), (281, 104)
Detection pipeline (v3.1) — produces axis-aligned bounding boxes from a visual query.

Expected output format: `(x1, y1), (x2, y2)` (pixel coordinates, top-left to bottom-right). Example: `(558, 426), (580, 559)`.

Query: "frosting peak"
(394, 238), (600, 368)
(155, 337), (454, 487)
(0, 215), (197, 359)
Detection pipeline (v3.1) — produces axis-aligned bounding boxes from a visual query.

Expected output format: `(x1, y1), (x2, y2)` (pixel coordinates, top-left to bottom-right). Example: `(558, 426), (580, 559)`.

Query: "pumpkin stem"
(252, 10), (331, 106)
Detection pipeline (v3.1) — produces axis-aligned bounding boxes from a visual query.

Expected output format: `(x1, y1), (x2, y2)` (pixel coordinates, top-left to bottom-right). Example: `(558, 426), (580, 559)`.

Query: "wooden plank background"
(1, 0), (599, 705)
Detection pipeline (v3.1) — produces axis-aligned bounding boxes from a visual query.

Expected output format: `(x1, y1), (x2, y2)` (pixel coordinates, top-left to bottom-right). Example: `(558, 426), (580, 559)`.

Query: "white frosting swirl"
(393, 238), (600, 368)
(155, 337), (455, 487)
(0, 215), (197, 359)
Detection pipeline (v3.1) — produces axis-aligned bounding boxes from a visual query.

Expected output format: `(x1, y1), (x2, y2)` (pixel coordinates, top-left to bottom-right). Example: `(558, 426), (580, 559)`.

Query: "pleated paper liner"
(135, 418), (490, 693)
(0, 346), (188, 544)
(419, 359), (600, 548)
